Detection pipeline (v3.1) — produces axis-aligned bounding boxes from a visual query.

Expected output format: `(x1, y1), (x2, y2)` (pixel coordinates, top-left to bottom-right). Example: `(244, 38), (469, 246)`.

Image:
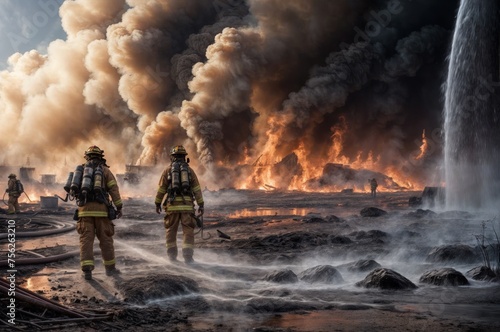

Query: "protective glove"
(155, 203), (162, 214)
(116, 209), (123, 219)
(197, 204), (204, 216)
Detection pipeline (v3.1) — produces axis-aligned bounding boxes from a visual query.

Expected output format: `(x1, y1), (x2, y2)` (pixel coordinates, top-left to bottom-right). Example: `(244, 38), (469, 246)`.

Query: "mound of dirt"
(118, 274), (200, 304)
(356, 268), (417, 290)
(303, 215), (342, 223)
(230, 231), (336, 250)
(360, 207), (387, 217)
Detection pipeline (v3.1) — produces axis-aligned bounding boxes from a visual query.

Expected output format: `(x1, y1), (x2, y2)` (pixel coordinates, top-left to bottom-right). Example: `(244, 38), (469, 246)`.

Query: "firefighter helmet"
(170, 145), (188, 156)
(8, 173), (16, 178)
(84, 145), (105, 159)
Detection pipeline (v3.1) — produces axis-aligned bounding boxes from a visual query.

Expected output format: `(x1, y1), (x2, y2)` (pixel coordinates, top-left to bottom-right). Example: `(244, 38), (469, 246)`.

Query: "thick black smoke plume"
(0, 0), (459, 189)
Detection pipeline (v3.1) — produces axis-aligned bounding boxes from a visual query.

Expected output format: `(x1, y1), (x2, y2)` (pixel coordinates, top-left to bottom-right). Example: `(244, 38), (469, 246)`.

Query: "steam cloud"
(0, 0), (458, 189)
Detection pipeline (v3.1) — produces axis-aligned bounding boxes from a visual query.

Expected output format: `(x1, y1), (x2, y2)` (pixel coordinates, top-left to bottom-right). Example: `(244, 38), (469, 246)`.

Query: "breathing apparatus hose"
(193, 214), (212, 240)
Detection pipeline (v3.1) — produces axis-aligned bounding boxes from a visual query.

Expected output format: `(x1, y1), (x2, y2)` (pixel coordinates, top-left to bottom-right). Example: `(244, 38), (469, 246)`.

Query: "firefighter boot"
(82, 267), (92, 280)
(105, 264), (121, 277)
(183, 248), (194, 264)
(167, 247), (178, 262)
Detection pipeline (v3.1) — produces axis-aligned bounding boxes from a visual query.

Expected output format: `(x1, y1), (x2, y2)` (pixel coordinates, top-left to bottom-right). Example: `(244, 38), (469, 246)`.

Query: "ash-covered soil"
(1, 190), (500, 331)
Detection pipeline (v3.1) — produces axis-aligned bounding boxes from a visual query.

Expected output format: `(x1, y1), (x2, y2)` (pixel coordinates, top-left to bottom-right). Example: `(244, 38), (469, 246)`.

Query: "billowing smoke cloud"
(0, 0), (458, 189)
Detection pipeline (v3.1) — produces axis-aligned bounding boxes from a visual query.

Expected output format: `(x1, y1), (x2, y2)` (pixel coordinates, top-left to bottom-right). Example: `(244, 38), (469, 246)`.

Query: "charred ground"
(1, 190), (500, 331)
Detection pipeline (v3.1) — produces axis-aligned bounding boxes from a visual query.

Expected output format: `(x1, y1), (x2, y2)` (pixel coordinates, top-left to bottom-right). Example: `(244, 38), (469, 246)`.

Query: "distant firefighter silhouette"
(369, 178), (378, 198)
(5, 174), (23, 214)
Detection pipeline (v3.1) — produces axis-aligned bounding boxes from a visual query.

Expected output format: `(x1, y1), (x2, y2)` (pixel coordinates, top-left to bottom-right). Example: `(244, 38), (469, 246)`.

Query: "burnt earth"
(3, 191), (500, 332)
(118, 274), (200, 304)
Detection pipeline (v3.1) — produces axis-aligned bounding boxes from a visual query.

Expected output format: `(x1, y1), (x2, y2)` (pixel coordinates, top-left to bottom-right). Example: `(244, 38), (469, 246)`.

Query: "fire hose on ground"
(0, 220), (75, 240)
(0, 250), (80, 268)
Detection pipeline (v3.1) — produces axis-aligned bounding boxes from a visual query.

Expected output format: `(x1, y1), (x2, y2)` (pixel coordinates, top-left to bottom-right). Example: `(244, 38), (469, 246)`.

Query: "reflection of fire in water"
(24, 274), (52, 292)
(227, 208), (319, 218)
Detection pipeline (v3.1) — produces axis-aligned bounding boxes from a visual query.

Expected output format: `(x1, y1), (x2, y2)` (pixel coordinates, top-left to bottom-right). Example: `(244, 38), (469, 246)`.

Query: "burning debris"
(119, 164), (155, 186)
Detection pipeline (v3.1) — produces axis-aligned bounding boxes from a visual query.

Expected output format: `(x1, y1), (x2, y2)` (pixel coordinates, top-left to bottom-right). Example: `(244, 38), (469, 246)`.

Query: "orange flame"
(232, 118), (427, 192)
(415, 129), (428, 160)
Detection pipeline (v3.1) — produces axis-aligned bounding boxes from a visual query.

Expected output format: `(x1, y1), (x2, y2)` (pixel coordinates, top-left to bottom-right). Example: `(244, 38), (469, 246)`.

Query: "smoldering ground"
(2, 190), (499, 331)
(1, 0), (460, 190)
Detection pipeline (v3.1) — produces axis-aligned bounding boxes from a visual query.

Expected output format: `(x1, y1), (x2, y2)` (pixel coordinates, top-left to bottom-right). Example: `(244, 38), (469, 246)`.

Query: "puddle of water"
(262, 310), (355, 331)
(226, 208), (327, 218)
(22, 267), (54, 292)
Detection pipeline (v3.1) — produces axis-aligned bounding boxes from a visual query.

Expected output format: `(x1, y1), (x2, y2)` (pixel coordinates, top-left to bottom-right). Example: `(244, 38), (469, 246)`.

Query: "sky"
(0, 0), (66, 69)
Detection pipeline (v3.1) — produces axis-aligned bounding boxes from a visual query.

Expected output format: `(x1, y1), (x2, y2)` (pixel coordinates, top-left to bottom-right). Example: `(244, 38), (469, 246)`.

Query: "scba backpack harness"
(63, 161), (117, 220)
(15, 180), (24, 196)
(167, 160), (192, 203)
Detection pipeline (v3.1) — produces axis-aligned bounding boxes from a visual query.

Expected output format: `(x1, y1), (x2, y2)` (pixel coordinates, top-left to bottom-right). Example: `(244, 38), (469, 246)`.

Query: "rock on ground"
(118, 273), (200, 304)
(298, 265), (344, 284)
(360, 207), (387, 217)
(419, 268), (469, 286)
(466, 266), (497, 281)
(356, 268), (417, 290)
(263, 269), (298, 283)
(426, 244), (480, 264)
(346, 259), (382, 273)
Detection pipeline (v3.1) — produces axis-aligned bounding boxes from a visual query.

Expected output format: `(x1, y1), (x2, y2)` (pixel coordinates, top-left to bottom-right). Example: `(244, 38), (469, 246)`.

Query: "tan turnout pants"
(7, 196), (20, 214)
(76, 217), (116, 271)
(164, 212), (196, 251)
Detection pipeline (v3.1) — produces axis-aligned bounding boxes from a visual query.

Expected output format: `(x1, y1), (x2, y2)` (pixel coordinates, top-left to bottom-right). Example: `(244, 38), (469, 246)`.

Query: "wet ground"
(1, 190), (500, 331)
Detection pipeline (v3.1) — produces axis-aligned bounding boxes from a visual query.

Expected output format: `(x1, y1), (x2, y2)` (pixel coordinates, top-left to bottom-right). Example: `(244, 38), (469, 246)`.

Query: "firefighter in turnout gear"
(5, 174), (21, 214)
(155, 145), (204, 264)
(369, 178), (378, 198)
(75, 146), (123, 280)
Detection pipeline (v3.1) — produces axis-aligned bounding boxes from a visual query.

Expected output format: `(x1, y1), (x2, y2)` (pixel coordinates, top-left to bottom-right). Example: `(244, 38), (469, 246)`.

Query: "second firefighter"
(155, 145), (204, 264)
(73, 146), (123, 280)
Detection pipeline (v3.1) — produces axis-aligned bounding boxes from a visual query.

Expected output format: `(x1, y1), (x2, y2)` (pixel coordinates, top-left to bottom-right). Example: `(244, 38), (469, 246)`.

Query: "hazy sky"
(0, 0), (66, 69)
